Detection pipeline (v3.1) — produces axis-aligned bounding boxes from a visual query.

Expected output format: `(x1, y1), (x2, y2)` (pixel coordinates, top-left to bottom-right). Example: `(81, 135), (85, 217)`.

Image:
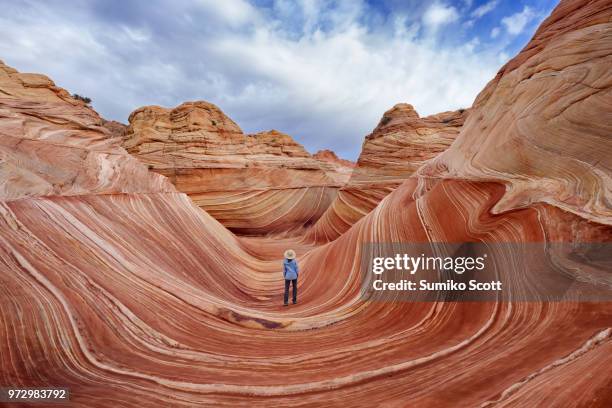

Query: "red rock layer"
(313, 149), (355, 168)
(305, 104), (468, 243)
(123, 103), (354, 235)
(0, 0), (611, 406)
(0, 60), (173, 200)
(419, 0), (612, 224)
(101, 119), (127, 139)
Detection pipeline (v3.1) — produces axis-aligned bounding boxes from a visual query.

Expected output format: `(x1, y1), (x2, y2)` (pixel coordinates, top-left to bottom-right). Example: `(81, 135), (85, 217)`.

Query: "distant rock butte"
(313, 149), (355, 168)
(357, 103), (468, 182)
(306, 104), (468, 243)
(101, 119), (127, 139)
(123, 100), (354, 234)
(312, 149), (355, 184)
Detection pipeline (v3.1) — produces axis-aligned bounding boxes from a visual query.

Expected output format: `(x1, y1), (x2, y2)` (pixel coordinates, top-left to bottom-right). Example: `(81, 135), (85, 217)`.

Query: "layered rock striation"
(0, 60), (173, 200)
(0, 0), (611, 406)
(123, 101), (354, 234)
(419, 0), (612, 225)
(305, 104), (468, 243)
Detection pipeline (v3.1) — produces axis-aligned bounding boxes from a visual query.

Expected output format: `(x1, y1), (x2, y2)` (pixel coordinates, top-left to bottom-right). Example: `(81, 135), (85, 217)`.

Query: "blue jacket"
(283, 259), (299, 280)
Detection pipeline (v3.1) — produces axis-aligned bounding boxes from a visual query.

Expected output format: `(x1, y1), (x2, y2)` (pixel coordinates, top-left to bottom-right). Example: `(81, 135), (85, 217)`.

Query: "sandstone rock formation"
(101, 119), (127, 139)
(0, 0), (611, 406)
(312, 149), (355, 184)
(419, 0), (612, 226)
(0, 60), (173, 200)
(305, 104), (468, 243)
(123, 101), (354, 234)
(313, 149), (355, 168)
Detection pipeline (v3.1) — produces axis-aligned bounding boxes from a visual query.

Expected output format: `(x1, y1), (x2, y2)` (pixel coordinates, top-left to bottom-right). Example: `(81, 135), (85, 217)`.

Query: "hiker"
(283, 249), (299, 306)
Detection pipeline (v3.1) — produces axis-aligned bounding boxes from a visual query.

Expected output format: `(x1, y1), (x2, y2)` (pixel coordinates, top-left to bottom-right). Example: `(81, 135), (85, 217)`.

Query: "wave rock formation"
(123, 102), (354, 235)
(0, 0), (611, 406)
(305, 104), (468, 243)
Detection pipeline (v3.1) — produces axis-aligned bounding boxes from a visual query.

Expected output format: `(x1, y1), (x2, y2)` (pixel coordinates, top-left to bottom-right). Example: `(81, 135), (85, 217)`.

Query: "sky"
(0, 0), (558, 159)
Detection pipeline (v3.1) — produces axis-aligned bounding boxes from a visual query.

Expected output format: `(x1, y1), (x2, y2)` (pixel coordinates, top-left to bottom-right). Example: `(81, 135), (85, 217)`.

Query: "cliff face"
(418, 1), (612, 225)
(0, 0), (611, 406)
(0, 60), (173, 200)
(123, 101), (354, 234)
(358, 104), (467, 180)
(306, 104), (468, 242)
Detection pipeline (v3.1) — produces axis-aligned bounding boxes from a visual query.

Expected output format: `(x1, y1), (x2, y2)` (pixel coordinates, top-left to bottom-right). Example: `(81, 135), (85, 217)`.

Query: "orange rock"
(306, 105), (468, 243)
(0, 0), (610, 406)
(0, 60), (173, 200)
(419, 0), (612, 225)
(313, 149), (355, 168)
(123, 101), (353, 234)
(101, 119), (127, 139)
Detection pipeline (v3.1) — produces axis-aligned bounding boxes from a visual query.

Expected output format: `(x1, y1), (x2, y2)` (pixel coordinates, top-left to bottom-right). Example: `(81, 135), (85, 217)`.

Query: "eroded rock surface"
(306, 104), (468, 242)
(123, 101), (354, 234)
(419, 0), (612, 224)
(0, 0), (611, 406)
(0, 60), (173, 200)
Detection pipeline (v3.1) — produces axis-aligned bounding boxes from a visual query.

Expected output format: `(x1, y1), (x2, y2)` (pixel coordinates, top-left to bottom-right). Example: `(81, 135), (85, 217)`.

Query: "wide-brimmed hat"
(284, 249), (296, 259)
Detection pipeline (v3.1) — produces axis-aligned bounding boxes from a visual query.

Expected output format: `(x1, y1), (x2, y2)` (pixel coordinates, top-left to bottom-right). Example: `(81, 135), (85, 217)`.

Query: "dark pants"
(284, 279), (297, 304)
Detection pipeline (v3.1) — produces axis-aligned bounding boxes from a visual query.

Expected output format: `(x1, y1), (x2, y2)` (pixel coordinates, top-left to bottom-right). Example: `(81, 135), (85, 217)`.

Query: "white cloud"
(0, 0), (506, 159)
(196, 0), (258, 26)
(490, 26), (501, 38)
(463, 19), (475, 28)
(422, 3), (460, 29)
(471, 0), (498, 19)
(122, 26), (151, 43)
(502, 6), (536, 35)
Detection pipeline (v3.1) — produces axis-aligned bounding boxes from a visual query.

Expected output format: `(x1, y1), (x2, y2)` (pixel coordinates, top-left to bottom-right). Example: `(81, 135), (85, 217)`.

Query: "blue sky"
(0, 0), (558, 159)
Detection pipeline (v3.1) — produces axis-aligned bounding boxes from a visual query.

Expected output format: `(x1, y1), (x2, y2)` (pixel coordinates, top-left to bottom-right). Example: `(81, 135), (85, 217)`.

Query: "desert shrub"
(72, 94), (92, 104)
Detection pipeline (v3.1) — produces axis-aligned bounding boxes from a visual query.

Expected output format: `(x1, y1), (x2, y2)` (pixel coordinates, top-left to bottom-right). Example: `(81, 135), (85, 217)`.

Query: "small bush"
(72, 94), (92, 104)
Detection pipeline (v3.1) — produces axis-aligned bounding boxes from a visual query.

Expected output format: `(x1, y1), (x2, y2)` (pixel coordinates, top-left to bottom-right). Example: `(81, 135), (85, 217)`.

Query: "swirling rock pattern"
(0, 61), (174, 200)
(420, 0), (612, 224)
(0, 0), (611, 406)
(123, 103), (354, 235)
(305, 104), (468, 243)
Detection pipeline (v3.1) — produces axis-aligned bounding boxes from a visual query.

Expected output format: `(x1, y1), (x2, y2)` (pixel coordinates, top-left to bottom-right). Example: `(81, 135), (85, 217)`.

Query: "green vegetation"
(72, 94), (92, 104)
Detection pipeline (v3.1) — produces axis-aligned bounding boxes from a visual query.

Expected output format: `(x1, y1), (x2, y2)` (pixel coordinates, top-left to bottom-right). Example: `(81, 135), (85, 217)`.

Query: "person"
(283, 249), (299, 306)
